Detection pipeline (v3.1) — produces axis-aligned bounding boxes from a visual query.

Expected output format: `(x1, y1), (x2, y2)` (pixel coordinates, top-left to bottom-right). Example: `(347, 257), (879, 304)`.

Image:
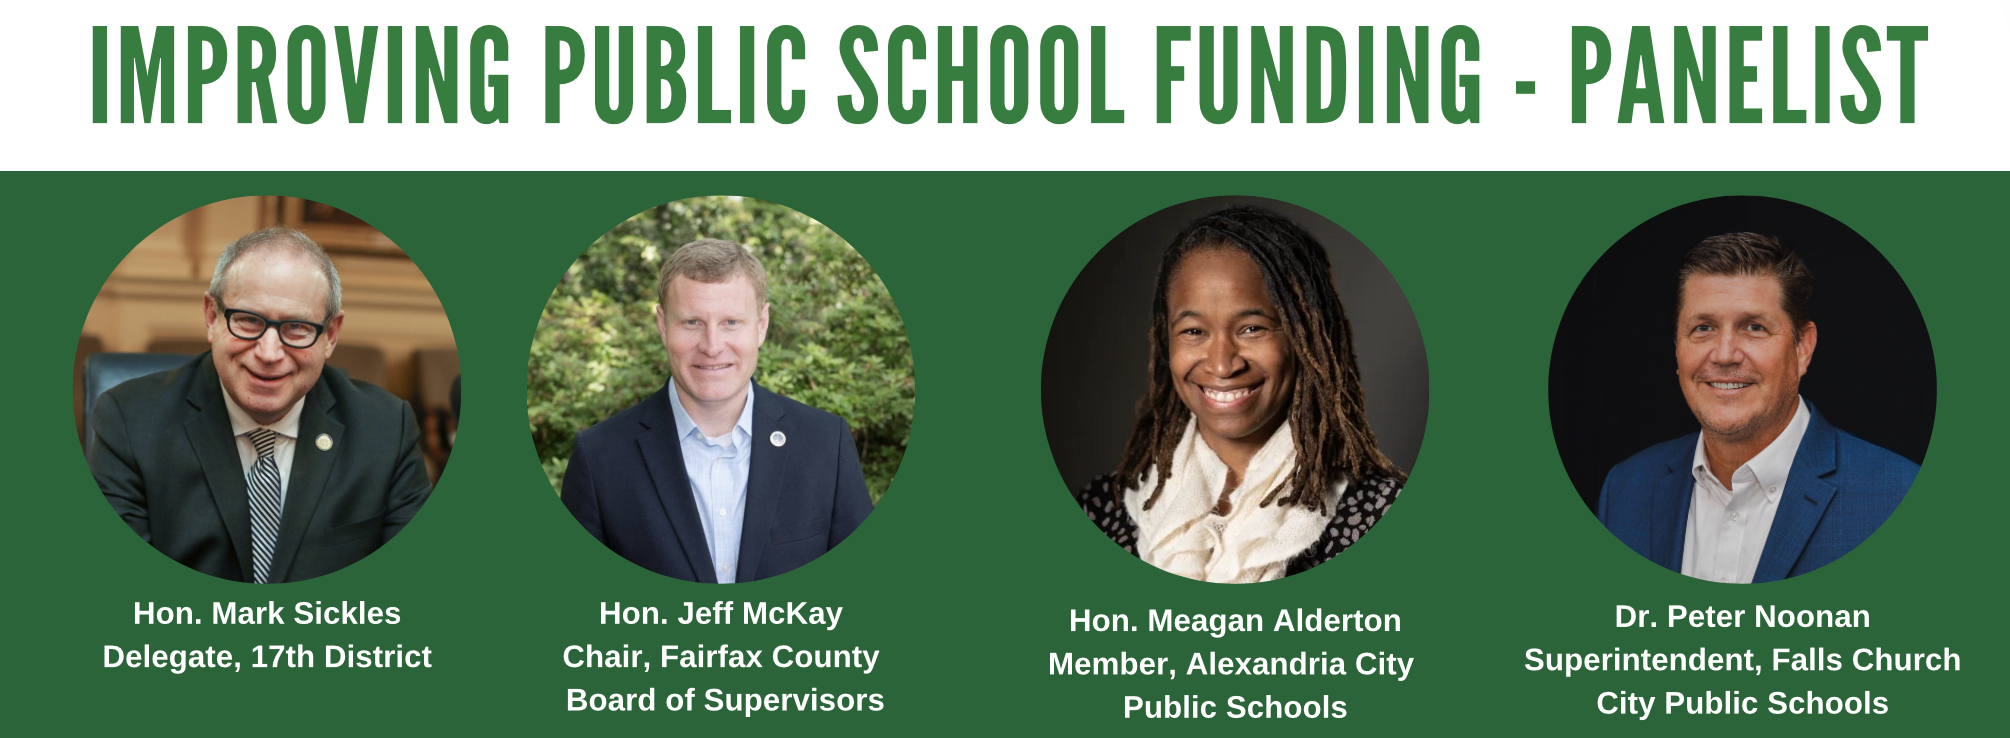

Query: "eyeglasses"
(221, 307), (328, 349)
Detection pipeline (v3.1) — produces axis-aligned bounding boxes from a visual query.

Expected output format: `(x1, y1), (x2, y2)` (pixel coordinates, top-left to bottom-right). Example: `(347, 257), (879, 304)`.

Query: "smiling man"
(92, 227), (431, 583)
(1597, 233), (1916, 583)
(561, 239), (872, 583)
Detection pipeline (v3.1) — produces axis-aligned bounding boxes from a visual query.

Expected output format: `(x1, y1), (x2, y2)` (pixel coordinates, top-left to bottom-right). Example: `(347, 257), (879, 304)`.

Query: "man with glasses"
(92, 227), (431, 583)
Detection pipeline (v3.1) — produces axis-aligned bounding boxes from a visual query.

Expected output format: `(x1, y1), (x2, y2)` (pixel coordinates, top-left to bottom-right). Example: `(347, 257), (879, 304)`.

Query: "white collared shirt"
(220, 380), (307, 506)
(1682, 396), (1811, 584)
(667, 380), (755, 583)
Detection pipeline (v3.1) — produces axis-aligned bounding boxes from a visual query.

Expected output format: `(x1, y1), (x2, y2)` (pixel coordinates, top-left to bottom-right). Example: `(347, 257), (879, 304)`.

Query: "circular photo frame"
(528, 196), (912, 584)
(77, 196), (456, 583)
(1550, 195), (1933, 583)
(1043, 195), (1427, 583)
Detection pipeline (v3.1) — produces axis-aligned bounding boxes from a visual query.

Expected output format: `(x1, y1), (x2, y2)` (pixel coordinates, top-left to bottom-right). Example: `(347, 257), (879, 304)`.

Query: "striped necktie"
(245, 428), (284, 584)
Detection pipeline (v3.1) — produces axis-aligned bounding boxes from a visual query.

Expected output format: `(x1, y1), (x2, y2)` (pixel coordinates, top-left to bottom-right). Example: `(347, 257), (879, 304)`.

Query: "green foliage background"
(527, 197), (911, 502)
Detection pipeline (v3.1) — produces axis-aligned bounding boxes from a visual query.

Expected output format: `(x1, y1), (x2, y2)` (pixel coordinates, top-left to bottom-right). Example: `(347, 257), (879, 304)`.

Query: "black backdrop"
(1549, 195), (1936, 513)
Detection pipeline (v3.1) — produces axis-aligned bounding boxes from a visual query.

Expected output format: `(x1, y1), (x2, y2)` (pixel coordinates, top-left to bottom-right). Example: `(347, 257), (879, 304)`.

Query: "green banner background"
(6, 171), (1999, 733)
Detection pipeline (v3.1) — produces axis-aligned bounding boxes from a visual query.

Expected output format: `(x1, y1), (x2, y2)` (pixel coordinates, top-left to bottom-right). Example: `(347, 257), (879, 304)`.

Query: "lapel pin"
(316, 433), (333, 451)
(770, 431), (786, 447)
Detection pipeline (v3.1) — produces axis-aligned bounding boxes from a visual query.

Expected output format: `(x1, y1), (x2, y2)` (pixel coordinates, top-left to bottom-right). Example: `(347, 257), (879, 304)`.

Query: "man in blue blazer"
(1597, 233), (1916, 583)
(562, 240), (873, 583)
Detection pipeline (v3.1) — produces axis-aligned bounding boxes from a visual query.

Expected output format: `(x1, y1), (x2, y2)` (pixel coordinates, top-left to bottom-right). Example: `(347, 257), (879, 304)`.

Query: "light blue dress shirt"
(668, 381), (755, 583)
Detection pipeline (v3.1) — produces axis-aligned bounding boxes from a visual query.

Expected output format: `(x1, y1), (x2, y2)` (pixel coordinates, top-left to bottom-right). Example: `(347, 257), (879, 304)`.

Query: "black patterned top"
(1071, 471), (1403, 577)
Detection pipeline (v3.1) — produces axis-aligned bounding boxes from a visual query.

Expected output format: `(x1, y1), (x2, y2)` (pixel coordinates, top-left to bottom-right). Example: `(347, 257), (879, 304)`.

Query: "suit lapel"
(269, 379), (340, 583)
(1755, 408), (1839, 583)
(1649, 448), (1695, 573)
(735, 384), (790, 581)
(184, 365), (256, 581)
(637, 388), (717, 583)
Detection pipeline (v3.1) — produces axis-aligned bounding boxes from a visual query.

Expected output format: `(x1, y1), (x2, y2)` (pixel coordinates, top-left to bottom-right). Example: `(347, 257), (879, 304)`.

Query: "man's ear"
(756, 302), (771, 346)
(1794, 321), (1818, 376)
(203, 294), (220, 337)
(654, 303), (674, 349)
(321, 311), (346, 356)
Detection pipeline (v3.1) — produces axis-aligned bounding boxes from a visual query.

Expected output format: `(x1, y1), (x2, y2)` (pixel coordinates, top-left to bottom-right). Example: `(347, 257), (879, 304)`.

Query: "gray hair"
(657, 239), (769, 305)
(208, 227), (342, 319)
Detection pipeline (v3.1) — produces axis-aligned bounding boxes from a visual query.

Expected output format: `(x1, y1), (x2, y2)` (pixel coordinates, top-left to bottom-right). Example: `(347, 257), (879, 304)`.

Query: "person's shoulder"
(1826, 426), (1920, 491)
(1074, 471), (1139, 552)
(573, 390), (665, 450)
(1352, 469), (1404, 499)
(321, 365), (413, 420)
(1295, 470), (1404, 571)
(1324, 470), (1404, 537)
(1608, 433), (1696, 482)
(1074, 471), (1128, 507)
(759, 385), (848, 433)
(101, 354), (206, 406)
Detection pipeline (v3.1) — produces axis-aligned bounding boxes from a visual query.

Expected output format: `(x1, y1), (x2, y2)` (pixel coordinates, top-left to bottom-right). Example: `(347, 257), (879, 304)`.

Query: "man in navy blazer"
(1597, 234), (1916, 583)
(562, 240), (872, 583)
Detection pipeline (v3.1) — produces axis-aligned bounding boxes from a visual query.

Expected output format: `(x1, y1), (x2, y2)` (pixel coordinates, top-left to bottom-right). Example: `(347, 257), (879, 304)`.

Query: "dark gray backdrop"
(1041, 195), (1429, 492)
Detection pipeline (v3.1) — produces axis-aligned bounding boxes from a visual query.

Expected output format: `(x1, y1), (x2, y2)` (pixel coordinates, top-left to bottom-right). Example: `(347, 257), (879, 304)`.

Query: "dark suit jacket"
(1597, 404), (1916, 582)
(562, 382), (873, 583)
(91, 354), (432, 583)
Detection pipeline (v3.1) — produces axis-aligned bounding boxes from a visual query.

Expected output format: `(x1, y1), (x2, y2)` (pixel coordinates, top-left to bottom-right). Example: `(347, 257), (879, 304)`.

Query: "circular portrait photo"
(1044, 196), (1428, 583)
(77, 196), (457, 583)
(529, 196), (912, 584)
(1550, 195), (1933, 583)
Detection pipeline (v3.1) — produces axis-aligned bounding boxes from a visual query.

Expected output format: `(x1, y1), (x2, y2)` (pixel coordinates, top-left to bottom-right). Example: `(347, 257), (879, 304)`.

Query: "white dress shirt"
(667, 381), (755, 583)
(1682, 396), (1810, 584)
(220, 381), (307, 505)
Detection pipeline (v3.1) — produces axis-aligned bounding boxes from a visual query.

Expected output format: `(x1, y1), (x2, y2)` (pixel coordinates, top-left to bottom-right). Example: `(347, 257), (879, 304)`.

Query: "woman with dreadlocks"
(1071, 206), (1405, 582)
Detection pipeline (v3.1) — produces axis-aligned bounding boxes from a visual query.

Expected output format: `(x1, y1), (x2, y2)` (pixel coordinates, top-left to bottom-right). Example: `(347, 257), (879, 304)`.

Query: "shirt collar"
(219, 378), (306, 440)
(668, 380), (755, 443)
(1690, 395), (1811, 497)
